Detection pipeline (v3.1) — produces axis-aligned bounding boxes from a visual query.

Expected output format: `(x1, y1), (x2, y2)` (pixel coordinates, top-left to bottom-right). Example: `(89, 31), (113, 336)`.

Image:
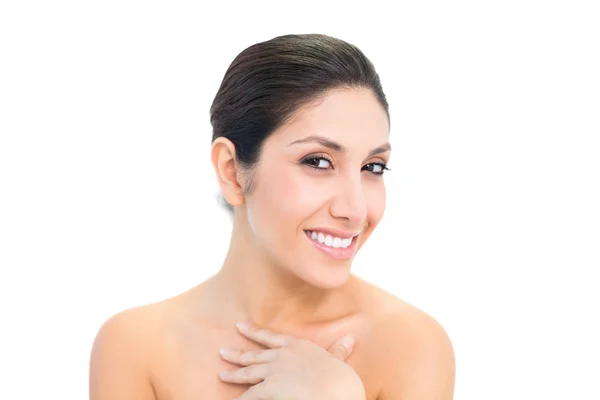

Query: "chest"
(151, 325), (381, 400)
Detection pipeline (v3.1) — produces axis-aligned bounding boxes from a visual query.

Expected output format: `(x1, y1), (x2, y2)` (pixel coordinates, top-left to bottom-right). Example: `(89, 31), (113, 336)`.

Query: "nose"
(329, 176), (367, 225)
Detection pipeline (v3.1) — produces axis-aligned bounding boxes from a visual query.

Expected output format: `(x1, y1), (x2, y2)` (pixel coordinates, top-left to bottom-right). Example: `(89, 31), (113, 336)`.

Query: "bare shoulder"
(352, 277), (456, 400)
(89, 300), (171, 400)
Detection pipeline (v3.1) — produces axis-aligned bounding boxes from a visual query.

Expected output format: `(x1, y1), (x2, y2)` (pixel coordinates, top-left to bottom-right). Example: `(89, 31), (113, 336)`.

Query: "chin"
(294, 265), (353, 290)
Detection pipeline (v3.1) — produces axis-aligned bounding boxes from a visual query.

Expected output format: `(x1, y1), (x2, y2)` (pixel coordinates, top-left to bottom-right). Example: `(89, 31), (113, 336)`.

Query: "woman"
(89, 34), (456, 400)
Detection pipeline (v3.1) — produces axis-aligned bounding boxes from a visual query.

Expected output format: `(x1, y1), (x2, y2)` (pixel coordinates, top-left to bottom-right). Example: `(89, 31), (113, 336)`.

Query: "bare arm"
(89, 309), (157, 400)
(377, 311), (456, 400)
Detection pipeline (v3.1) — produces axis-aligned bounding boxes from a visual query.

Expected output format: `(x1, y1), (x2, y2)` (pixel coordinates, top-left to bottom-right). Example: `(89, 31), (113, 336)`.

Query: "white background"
(1, 1), (599, 399)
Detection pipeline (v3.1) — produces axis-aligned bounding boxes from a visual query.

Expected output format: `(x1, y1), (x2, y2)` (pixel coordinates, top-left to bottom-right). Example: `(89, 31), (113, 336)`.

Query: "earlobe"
(211, 138), (245, 207)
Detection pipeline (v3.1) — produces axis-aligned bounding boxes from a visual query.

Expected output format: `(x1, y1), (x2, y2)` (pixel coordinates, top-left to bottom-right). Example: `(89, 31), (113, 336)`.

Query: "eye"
(301, 156), (333, 170)
(362, 162), (390, 175)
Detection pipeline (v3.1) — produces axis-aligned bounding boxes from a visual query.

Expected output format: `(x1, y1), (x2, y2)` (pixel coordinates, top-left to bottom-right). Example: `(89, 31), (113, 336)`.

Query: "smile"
(303, 230), (359, 260)
(305, 230), (354, 248)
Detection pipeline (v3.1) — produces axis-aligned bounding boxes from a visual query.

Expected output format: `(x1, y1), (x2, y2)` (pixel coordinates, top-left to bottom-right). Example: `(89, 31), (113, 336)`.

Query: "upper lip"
(305, 227), (361, 239)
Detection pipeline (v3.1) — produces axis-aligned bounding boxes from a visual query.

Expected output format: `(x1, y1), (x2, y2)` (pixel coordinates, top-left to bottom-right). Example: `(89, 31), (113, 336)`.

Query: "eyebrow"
(288, 135), (391, 158)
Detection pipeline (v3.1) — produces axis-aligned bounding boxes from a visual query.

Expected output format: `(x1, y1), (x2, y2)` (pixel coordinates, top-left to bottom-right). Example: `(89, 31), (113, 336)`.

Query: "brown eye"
(363, 163), (390, 175)
(302, 156), (333, 170)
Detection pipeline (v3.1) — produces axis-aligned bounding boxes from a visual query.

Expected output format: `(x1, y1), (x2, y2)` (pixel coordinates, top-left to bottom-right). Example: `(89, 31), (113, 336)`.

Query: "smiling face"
(242, 87), (391, 289)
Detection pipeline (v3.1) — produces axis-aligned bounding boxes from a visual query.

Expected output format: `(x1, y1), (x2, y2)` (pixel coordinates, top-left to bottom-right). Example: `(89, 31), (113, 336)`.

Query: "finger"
(236, 321), (294, 349)
(233, 381), (268, 400)
(218, 364), (270, 385)
(219, 347), (279, 366)
(327, 334), (355, 361)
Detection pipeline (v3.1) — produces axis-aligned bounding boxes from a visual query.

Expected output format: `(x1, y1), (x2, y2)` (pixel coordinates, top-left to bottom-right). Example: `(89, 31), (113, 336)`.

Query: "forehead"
(269, 87), (390, 146)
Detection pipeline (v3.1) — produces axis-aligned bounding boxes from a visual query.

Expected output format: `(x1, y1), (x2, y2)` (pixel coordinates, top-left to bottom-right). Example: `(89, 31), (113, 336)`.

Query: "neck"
(206, 215), (356, 331)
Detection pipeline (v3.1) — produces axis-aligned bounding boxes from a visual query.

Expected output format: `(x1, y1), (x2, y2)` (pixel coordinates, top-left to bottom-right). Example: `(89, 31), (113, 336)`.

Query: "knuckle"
(292, 338), (310, 349)
(281, 334), (295, 345)
(242, 366), (255, 378)
(239, 350), (256, 364)
(268, 349), (280, 361)
(232, 348), (244, 359)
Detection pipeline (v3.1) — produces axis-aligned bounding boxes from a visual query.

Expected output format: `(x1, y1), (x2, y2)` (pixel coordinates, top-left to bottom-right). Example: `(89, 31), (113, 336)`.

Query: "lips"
(304, 230), (358, 260)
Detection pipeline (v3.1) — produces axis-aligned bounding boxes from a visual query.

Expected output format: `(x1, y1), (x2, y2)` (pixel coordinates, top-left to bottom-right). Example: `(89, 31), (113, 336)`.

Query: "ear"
(211, 137), (245, 208)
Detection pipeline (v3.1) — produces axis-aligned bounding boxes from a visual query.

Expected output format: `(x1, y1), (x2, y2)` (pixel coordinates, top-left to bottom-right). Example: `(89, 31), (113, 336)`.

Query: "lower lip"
(304, 231), (358, 260)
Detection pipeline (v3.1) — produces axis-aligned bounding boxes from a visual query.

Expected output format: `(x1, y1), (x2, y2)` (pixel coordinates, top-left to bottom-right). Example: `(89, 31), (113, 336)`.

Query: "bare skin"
(90, 275), (454, 399)
(89, 88), (456, 399)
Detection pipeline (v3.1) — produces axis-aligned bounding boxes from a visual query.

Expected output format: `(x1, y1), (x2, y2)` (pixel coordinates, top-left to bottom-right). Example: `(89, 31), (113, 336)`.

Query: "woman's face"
(244, 87), (391, 289)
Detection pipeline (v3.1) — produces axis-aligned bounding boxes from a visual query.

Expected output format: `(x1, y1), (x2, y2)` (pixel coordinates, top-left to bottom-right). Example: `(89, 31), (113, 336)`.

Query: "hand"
(218, 321), (366, 400)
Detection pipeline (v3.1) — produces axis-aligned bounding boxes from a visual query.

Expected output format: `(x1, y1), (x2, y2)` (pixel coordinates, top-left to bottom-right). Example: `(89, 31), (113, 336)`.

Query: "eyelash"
(301, 156), (390, 175)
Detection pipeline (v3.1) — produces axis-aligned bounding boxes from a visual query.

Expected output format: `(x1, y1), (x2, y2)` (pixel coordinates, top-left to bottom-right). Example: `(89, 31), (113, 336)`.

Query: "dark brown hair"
(210, 33), (389, 212)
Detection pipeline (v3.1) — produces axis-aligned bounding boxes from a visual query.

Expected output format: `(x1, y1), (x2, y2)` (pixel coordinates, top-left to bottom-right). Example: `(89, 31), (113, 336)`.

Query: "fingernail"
(341, 334), (355, 352)
(236, 320), (252, 330)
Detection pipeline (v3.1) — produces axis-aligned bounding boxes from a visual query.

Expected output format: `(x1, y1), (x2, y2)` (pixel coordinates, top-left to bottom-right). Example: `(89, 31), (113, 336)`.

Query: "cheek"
(249, 166), (324, 237)
(366, 182), (387, 225)
(264, 167), (325, 215)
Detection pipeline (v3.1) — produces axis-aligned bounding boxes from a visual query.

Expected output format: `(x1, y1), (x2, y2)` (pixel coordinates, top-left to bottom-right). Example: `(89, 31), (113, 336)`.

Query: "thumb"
(328, 334), (355, 361)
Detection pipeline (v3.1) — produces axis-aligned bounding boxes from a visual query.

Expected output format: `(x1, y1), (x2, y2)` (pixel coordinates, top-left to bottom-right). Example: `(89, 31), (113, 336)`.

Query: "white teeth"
(306, 231), (354, 249)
